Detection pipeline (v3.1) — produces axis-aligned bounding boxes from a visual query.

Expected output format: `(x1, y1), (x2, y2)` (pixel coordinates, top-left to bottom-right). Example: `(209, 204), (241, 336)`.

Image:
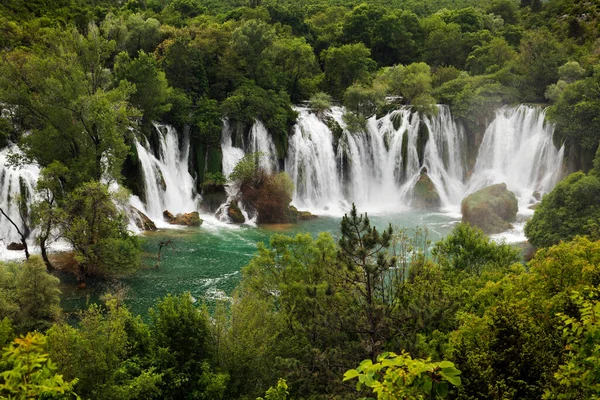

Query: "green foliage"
(433, 223), (520, 275)
(114, 50), (173, 123)
(343, 351), (461, 399)
(60, 182), (141, 283)
(47, 298), (162, 400)
(257, 378), (289, 400)
(547, 68), (600, 153)
(0, 256), (61, 334)
(221, 83), (296, 158)
(525, 172), (600, 248)
(343, 83), (384, 119)
(545, 287), (600, 399)
(321, 43), (377, 99)
(0, 332), (78, 399)
(375, 62), (437, 114)
(308, 92), (332, 115)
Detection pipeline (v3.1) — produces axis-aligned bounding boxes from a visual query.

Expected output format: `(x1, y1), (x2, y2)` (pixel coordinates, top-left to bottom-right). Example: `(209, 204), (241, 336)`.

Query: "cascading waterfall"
(466, 105), (564, 210)
(0, 145), (39, 256)
(285, 108), (343, 210)
(284, 104), (562, 217)
(132, 123), (198, 221)
(287, 105), (466, 213)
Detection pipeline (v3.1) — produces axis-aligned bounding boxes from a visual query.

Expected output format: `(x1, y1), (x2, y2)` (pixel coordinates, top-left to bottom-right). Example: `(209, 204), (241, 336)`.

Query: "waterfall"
(0, 145), (39, 255)
(285, 108), (342, 210)
(286, 105), (465, 213)
(133, 123), (198, 220)
(284, 104), (562, 216)
(467, 105), (564, 210)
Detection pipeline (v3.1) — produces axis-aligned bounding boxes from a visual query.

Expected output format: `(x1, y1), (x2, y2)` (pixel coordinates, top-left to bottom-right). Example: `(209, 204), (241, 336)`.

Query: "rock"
(163, 210), (175, 221)
(200, 185), (228, 213)
(289, 205), (317, 222)
(412, 171), (441, 208)
(227, 200), (246, 224)
(461, 183), (518, 234)
(163, 210), (203, 227)
(7, 242), (25, 251)
(532, 191), (541, 201)
(528, 203), (539, 211)
(133, 207), (157, 231)
(298, 211), (318, 220)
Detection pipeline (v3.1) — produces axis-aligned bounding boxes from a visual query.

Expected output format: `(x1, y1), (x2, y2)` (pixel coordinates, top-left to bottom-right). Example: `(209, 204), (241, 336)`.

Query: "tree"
(0, 256), (61, 333)
(47, 299), (163, 399)
(157, 35), (208, 101)
(149, 293), (227, 400)
(0, 332), (78, 399)
(321, 43), (376, 99)
(0, 24), (134, 186)
(60, 182), (141, 286)
(545, 287), (600, 399)
(466, 37), (517, 75)
(371, 10), (424, 66)
(525, 172), (600, 248)
(271, 36), (319, 102)
(31, 161), (69, 270)
(231, 19), (274, 83)
(114, 50), (172, 124)
(433, 223), (520, 275)
(337, 204), (396, 361)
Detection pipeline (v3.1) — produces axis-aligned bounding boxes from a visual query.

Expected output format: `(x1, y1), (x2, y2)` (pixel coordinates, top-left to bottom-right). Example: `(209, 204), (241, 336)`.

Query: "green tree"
(0, 332), (78, 399)
(60, 182), (141, 286)
(149, 293), (227, 400)
(433, 223), (520, 275)
(525, 172), (600, 248)
(31, 161), (69, 270)
(0, 256), (61, 333)
(0, 24), (134, 185)
(466, 37), (517, 75)
(321, 43), (376, 99)
(114, 50), (172, 124)
(47, 299), (162, 400)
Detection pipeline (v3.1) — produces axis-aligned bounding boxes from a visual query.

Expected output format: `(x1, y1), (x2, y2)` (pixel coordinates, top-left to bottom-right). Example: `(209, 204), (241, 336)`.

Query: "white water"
(133, 123), (199, 222)
(287, 105), (466, 213)
(0, 145), (39, 246)
(467, 105), (564, 210)
(283, 104), (564, 241)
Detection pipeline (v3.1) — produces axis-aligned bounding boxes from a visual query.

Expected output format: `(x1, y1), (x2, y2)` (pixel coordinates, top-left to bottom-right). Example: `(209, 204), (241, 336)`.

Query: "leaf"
(437, 381), (449, 398)
(344, 369), (360, 381)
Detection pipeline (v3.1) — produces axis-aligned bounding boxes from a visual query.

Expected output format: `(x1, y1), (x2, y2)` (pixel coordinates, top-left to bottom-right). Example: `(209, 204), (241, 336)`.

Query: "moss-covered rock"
(163, 210), (203, 227)
(461, 183), (518, 234)
(227, 200), (246, 224)
(412, 172), (441, 208)
(289, 205), (317, 222)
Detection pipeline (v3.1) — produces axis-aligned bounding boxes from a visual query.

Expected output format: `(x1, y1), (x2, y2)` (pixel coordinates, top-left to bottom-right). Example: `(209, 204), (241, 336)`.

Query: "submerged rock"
(7, 242), (25, 251)
(289, 205), (318, 222)
(461, 183), (518, 234)
(132, 207), (157, 231)
(163, 210), (203, 227)
(227, 200), (246, 224)
(412, 171), (441, 209)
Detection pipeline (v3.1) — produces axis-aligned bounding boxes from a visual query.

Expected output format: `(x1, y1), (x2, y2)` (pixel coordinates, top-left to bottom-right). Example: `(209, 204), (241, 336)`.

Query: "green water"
(60, 210), (461, 317)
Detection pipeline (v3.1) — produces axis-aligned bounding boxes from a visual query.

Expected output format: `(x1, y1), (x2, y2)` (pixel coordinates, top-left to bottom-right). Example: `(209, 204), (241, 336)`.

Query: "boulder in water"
(227, 200), (246, 224)
(133, 207), (157, 231)
(290, 205), (318, 222)
(163, 210), (203, 227)
(7, 242), (25, 251)
(412, 171), (441, 209)
(461, 183), (518, 234)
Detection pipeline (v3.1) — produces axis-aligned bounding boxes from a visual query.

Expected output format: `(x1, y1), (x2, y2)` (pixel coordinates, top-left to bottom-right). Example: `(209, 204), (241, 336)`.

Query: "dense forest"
(1, 0), (600, 398)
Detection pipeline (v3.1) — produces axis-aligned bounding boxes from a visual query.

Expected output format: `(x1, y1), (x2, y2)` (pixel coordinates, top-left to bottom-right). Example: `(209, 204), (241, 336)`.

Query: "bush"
(525, 172), (600, 248)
